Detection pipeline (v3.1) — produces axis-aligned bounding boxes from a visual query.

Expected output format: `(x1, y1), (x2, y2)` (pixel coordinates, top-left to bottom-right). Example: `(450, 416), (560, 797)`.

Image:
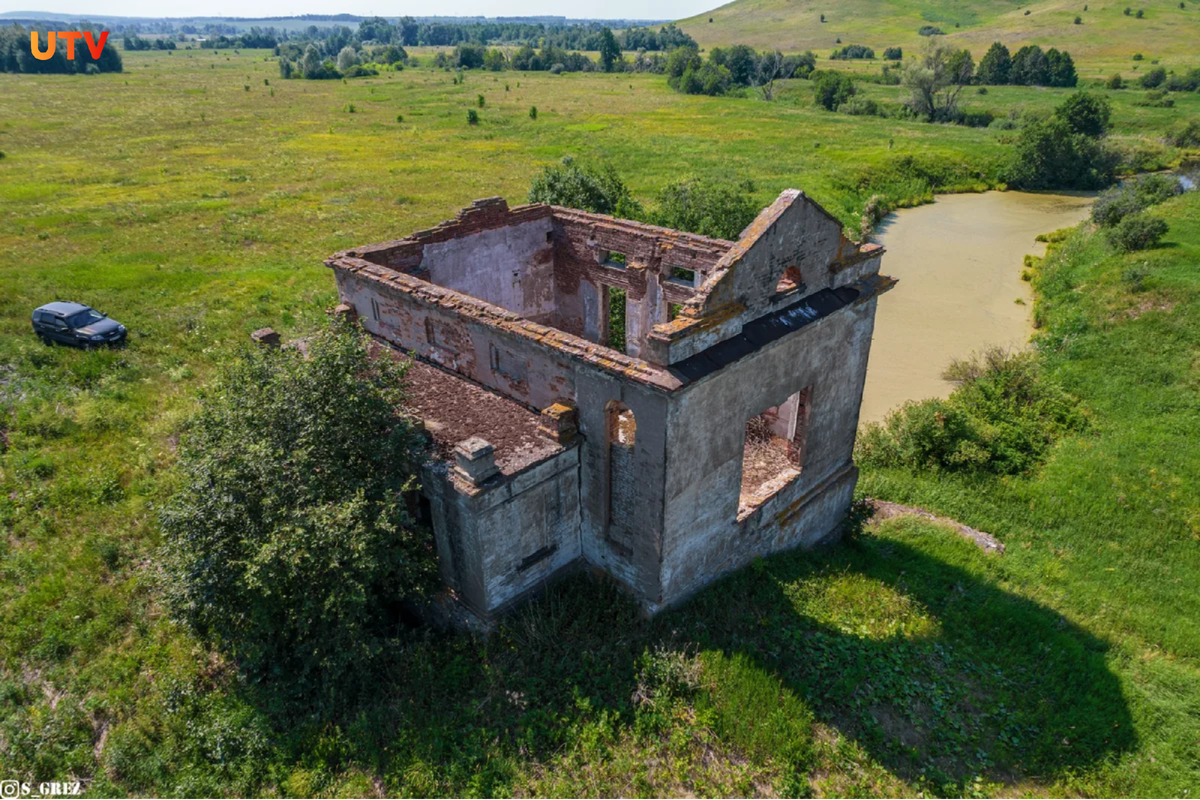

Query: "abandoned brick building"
(326, 190), (893, 620)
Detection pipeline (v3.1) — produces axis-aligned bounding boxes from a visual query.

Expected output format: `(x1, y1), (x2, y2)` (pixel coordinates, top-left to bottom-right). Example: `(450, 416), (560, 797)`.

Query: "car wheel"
(39, 334), (53, 346)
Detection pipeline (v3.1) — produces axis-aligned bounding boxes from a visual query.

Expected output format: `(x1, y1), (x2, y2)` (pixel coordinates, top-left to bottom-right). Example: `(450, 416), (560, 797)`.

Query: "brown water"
(860, 191), (1093, 423)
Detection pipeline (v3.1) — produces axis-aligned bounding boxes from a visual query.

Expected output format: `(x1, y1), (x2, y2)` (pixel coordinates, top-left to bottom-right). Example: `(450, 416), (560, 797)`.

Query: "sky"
(0, 0), (721, 20)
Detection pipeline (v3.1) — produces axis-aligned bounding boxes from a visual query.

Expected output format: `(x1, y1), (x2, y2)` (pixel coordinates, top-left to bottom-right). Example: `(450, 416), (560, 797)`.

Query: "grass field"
(1, 49), (1199, 796)
(681, 0), (1200, 75)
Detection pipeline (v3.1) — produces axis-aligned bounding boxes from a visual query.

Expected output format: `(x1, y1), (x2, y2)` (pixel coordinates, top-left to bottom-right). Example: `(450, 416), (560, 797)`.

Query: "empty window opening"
(606, 401), (637, 537)
(668, 266), (696, 287)
(370, 297), (381, 321)
(738, 388), (811, 518)
(606, 286), (628, 353)
(603, 251), (627, 269)
(668, 302), (684, 321)
(775, 265), (804, 295)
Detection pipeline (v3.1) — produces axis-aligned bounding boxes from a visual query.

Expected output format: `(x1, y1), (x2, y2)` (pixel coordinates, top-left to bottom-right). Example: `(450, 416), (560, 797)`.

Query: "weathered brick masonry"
(327, 190), (894, 620)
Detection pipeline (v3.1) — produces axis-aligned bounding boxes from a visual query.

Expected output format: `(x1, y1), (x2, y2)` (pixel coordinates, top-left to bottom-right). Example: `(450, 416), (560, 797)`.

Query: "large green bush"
(856, 349), (1087, 475)
(1106, 212), (1169, 252)
(811, 70), (857, 110)
(648, 177), (759, 240)
(160, 321), (434, 705)
(527, 156), (639, 215)
(1091, 173), (1180, 227)
(1006, 94), (1118, 190)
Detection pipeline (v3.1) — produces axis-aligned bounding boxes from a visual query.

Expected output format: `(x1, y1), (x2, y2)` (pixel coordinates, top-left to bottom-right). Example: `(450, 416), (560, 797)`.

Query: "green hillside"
(680, 0), (1200, 71)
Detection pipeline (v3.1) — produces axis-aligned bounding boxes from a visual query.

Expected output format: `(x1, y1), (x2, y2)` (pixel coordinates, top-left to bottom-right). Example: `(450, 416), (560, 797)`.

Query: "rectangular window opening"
(738, 388), (811, 519)
(606, 286), (628, 353)
(603, 251), (627, 269)
(668, 266), (696, 287)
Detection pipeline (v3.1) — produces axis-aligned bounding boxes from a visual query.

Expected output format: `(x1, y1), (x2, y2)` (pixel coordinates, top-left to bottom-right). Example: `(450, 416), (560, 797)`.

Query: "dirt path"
(865, 499), (1005, 554)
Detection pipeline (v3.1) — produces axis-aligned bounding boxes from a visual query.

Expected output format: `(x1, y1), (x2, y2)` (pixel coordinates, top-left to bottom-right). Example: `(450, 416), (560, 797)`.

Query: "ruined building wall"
(331, 263), (676, 609)
(657, 294), (880, 609)
(418, 216), (557, 323)
(550, 211), (731, 357)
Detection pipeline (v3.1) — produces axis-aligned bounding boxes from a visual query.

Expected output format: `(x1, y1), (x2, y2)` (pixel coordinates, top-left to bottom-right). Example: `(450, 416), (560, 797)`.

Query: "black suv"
(32, 302), (127, 347)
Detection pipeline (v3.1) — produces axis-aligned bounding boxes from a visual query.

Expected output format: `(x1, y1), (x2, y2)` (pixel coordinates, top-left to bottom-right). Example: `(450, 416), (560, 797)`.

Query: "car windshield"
(66, 309), (104, 328)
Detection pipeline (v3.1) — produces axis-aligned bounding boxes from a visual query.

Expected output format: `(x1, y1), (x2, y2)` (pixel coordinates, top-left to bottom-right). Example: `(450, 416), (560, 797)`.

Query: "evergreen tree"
(977, 41), (1011, 85)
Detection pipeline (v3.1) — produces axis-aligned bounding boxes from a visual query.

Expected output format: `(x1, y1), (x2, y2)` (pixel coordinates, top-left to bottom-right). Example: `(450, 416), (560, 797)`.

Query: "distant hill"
(678, 0), (1200, 67)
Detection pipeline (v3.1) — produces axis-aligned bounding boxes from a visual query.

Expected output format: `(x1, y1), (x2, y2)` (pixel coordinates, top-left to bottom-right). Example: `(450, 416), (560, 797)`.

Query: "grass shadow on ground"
(228, 519), (1134, 795)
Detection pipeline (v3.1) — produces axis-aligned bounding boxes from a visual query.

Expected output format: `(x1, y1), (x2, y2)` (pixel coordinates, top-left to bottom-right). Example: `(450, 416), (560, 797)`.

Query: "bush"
(1140, 67), (1166, 88)
(1006, 94), (1118, 190)
(1056, 92), (1111, 137)
(648, 177), (759, 240)
(1092, 173), (1181, 227)
(1133, 90), (1174, 107)
(529, 105), (538, 119)
(1106, 73), (1124, 89)
(856, 348), (1086, 475)
(837, 95), (881, 116)
(883, 46), (902, 60)
(830, 44), (874, 60)
(1165, 118), (1200, 147)
(466, 108), (479, 124)
(1107, 212), (1169, 252)
(918, 25), (944, 36)
(160, 322), (434, 704)
(528, 156), (637, 215)
(811, 70), (857, 110)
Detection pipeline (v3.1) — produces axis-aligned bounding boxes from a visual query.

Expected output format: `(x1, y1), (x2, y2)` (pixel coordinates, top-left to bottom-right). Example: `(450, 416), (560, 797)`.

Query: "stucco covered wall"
(657, 296), (880, 608)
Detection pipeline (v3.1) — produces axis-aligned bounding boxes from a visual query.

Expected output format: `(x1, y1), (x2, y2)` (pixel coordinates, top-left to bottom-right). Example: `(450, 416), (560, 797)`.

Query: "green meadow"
(1, 48), (1199, 796)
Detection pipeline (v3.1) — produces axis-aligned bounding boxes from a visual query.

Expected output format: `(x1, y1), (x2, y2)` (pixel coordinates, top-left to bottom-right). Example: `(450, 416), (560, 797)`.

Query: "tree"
(160, 322), (434, 704)
(649, 177), (759, 240)
(977, 42), (1011, 84)
(752, 50), (787, 100)
(901, 37), (973, 122)
(883, 46), (903, 60)
(528, 157), (638, 215)
(336, 45), (359, 72)
(1010, 45), (1049, 86)
(1046, 48), (1077, 87)
(812, 70), (857, 110)
(1007, 117), (1118, 190)
(1056, 92), (1111, 137)
(300, 44), (325, 78)
(598, 27), (620, 72)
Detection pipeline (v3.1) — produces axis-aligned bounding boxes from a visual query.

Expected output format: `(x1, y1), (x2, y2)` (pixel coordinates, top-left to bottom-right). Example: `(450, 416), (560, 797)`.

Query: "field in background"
(1, 49), (1199, 796)
(681, 0), (1200, 74)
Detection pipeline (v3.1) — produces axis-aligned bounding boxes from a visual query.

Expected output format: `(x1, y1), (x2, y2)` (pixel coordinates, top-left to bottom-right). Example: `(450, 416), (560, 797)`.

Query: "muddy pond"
(859, 191), (1094, 424)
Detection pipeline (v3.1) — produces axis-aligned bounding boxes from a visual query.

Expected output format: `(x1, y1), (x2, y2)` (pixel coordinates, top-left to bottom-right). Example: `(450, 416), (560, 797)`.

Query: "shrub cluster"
(1091, 173), (1181, 227)
(856, 349), (1087, 475)
(1107, 213), (1170, 252)
(830, 44), (874, 60)
(1007, 93), (1118, 190)
(160, 322), (435, 705)
(527, 158), (759, 241)
(665, 44), (816, 96)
